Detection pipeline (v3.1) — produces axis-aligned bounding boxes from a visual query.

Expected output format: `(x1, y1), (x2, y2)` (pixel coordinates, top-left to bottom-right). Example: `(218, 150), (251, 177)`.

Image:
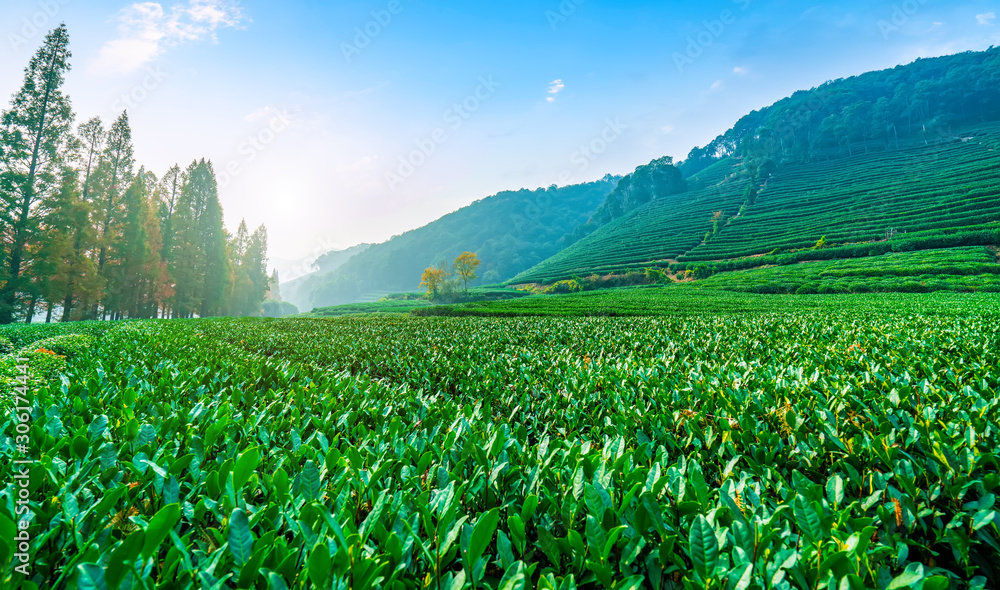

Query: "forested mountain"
(306, 178), (618, 308)
(0, 26), (270, 323)
(279, 243), (371, 312)
(566, 156), (688, 244)
(515, 48), (1000, 285)
(680, 46), (1000, 180)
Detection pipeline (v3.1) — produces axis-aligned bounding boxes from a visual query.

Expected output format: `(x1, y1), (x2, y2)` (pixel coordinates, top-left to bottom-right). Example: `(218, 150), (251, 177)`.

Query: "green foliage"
(261, 300), (299, 318)
(683, 46), (1000, 170)
(305, 299), (434, 317)
(28, 333), (94, 358)
(543, 280), (582, 295)
(308, 179), (618, 307)
(697, 247), (1000, 295)
(693, 265), (713, 280)
(4, 292), (1000, 587)
(304, 290), (531, 317)
(643, 268), (670, 284)
(576, 156), (687, 235)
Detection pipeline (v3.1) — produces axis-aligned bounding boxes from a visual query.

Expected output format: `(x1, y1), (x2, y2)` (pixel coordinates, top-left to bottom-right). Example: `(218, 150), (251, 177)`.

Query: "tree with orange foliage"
(453, 252), (481, 293)
(419, 266), (449, 298)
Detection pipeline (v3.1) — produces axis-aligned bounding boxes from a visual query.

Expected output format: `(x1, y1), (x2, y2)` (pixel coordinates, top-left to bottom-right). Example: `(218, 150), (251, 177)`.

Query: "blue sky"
(1, 0), (999, 269)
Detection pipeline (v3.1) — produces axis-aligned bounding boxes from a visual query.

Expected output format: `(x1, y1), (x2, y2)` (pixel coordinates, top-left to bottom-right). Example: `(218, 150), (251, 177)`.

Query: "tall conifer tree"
(0, 25), (74, 323)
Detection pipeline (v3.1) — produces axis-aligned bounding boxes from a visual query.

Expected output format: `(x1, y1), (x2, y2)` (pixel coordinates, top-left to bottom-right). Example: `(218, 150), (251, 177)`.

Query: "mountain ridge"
(303, 177), (620, 308)
(512, 47), (1000, 287)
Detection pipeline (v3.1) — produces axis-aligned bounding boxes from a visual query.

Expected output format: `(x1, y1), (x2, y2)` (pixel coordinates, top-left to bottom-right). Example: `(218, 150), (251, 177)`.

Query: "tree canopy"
(0, 26), (271, 322)
(679, 47), (1000, 180)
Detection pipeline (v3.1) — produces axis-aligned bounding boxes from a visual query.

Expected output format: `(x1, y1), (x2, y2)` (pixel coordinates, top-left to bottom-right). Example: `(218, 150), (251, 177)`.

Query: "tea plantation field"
(300, 300), (434, 318)
(513, 124), (1000, 285)
(2, 291), (1000, 589)
(694, 247), (1000, 295)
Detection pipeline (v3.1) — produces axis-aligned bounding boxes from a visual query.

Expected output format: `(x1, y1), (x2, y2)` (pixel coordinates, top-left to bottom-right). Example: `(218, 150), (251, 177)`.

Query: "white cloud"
(708, 79), (725, 93)
(660, 125), (675, 135)
(977, 12), (996, 26)
(93, 0), (248, 75)
(546, 79), (565, 103)
(733, 66), (748, 75)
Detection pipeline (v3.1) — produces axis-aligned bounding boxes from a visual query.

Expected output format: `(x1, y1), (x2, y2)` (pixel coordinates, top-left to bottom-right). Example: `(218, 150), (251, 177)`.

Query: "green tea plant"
(694, 247), (1000, 295)
(2, 291), (999, 589)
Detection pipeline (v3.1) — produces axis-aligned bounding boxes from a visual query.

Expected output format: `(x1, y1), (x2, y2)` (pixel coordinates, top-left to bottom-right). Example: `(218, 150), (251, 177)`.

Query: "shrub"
(25, 334), (94, 359)
(0, 347), (70, 395)
(545, 280), (582, 294)
(644, 268), (670, 284)
(262, 301), (300, 318)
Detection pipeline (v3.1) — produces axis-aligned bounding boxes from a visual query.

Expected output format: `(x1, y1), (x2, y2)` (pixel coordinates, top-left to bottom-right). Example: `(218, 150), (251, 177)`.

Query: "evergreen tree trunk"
(61, 292), (74, 322)
(59, 227), (86, 322)
(25, 295), (37, 323)
(45, 302), (53, 323)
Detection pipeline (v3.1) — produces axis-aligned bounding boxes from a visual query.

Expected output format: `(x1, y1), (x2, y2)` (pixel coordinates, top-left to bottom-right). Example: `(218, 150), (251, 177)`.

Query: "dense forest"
(566, 155), (688, 244)
(307, 178), (618, 308)
(553, 47), (1000, 268)
(679, 46), (1000, 180)
(566, 48), (1000, 251)
(0, 25), (270, 323)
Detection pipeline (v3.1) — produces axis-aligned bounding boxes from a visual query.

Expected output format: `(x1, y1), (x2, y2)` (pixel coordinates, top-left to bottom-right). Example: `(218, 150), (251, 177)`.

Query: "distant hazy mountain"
(305, 177), (619, 308)
(279, 244), (371, 311)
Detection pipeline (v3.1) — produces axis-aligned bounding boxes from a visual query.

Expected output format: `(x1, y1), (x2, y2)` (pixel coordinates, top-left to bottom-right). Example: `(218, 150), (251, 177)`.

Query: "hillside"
(511, 158), (748, 282)
(565, 156), (689, 244)
(515, 125), (1000, 284)
(513, 30), (1000, 289)
(680, 46), (1000, 177)
(279, 243), (371, 311)
(306, 177), (618, 308)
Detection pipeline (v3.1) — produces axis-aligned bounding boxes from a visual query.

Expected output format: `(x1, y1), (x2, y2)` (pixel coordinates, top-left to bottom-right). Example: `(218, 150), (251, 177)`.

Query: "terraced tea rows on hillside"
(695, 247), (1000, 294)
(415, 285), (1000, 318)
(3, 292), (1000, 589)
(686, 158), (739, 188)
(515, 125), (1000, 285)
(512, 176), (748, 284)
(683, 126), (1000, 262)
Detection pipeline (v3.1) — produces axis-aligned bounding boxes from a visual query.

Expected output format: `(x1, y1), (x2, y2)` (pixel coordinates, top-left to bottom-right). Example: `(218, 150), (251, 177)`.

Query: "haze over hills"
(298, 177), (618, 309)
(285, 47), (1000, 310)
(279, 244), (372, 312)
